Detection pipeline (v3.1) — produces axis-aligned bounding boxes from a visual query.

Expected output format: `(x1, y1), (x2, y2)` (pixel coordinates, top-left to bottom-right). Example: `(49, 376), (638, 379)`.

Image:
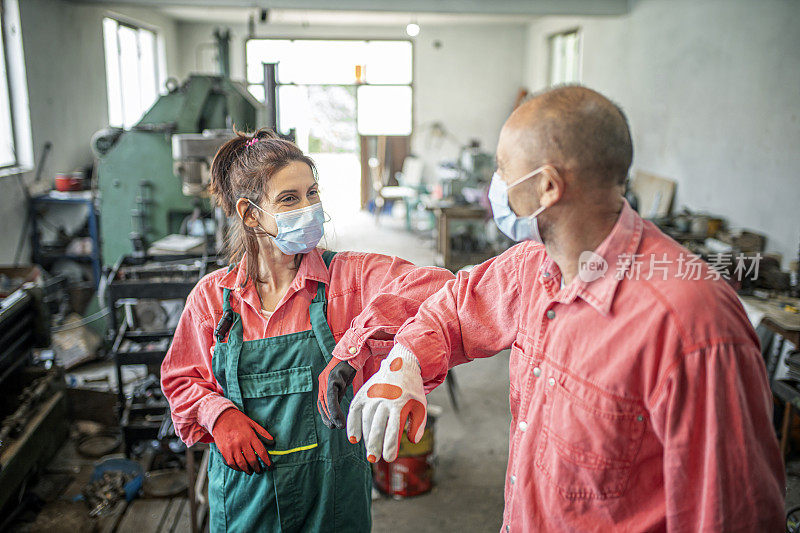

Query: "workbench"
(740, 295), (800, 457)
(429, 203), (493, 272)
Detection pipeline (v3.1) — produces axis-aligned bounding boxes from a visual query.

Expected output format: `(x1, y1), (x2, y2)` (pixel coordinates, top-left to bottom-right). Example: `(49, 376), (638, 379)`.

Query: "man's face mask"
(487, 165), (553, 243)
(247, 200), (325, 255)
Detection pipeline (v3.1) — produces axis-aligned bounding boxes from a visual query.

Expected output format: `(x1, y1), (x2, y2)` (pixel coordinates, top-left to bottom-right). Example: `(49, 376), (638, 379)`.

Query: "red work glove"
(211, 407), (275, 474)
(317, 357), (358, 429)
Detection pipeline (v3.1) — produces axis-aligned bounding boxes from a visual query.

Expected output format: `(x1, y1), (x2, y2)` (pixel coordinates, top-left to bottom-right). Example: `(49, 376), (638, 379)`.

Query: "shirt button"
(518, 421), (528, 431)
(637, 415), (644, 422)
(543, 272), (550, 278)
(510, 475), (516, 485)
(505, 526), (510, 532)
(533, 367), (542, 377)
(546, 309), (556, 320)
(548, 377), (556, 386)
(348, 346), (357, 355)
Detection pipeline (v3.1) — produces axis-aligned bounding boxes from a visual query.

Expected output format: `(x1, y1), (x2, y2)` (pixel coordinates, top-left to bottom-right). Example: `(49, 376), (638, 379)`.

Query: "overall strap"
(310, 251), (338, 362)
(220, 265), (245, 409)
(222, 263), (236, 313)
(223, 315), (246, 409)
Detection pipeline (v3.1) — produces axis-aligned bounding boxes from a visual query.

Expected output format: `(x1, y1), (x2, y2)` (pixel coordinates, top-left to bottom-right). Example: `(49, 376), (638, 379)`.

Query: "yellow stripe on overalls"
(267, 443), (318, 455)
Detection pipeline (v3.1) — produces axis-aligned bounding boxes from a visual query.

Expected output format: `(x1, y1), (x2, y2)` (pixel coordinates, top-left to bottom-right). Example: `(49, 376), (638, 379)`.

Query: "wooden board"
(630, 170), (676, 218)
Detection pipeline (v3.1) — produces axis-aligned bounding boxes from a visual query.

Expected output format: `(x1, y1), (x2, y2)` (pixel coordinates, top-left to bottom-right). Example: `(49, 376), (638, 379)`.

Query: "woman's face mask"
(248, 200), (325, 255)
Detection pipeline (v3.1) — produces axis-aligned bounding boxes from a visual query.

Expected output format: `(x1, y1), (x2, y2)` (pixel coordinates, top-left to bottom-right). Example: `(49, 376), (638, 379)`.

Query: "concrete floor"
(327, 205), (511, 531)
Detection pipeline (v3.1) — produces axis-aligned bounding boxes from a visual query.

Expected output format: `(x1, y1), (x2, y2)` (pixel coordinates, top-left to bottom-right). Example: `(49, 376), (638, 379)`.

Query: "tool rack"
(106, 254), (219, 456)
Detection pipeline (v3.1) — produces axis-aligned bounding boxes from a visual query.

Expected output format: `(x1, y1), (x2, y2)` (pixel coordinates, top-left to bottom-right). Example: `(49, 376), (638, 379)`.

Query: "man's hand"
(317, 358), (357, 429)
(212, 407), (275, 474)
(347, 345), (427, 463)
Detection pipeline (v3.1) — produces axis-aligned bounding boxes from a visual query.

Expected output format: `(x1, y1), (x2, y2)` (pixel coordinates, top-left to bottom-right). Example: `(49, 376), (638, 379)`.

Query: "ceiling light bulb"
(406, 23), (420, 37)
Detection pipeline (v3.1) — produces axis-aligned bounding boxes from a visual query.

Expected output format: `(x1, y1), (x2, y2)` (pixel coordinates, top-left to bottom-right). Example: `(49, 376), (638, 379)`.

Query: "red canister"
(372, 405), (440, 498)
(55, 172), (84, 191)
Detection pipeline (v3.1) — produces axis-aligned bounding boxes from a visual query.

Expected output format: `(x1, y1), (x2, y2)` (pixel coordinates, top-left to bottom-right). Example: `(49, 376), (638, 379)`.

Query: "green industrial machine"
(95, 74), (259, 265)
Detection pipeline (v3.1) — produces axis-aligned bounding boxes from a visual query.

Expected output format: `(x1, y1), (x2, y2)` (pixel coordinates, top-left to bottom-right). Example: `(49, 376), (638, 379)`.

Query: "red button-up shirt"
(161, 249), (453, 446)
(350, 202), (783, 531)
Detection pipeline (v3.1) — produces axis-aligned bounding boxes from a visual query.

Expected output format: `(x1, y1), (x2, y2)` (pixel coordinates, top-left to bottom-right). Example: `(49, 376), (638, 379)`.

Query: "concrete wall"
(174, 20), (527, 179)
(523, 0), (800, 265)
(0, 0), (178, 263)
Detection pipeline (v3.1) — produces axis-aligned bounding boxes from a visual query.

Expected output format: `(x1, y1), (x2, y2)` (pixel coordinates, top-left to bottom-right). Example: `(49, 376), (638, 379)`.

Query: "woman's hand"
(212, 408), (275, 474)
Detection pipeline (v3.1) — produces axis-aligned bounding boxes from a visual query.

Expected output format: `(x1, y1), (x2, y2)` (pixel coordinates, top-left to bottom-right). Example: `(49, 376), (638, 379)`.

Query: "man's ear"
(538, 167), (564, 208)
(235, 198), (259, 228)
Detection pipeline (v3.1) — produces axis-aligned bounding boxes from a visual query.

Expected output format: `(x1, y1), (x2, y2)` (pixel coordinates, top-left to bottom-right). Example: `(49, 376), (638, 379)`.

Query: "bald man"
(321, 86), (784, 531)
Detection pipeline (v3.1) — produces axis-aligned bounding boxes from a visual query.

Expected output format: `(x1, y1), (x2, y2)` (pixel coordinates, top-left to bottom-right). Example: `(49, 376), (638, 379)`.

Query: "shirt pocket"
(508, 339), (528, 421)
(535, 374), (645, 500)
(239, 365), (318, 464)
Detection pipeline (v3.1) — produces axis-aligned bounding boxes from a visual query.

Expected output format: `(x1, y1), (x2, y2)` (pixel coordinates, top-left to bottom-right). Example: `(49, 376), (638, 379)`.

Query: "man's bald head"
(500, 86), (633, 186)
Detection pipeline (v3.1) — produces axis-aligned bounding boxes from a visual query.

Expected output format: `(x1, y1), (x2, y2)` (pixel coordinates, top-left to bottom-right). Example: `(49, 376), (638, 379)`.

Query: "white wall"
(174, 20), (527, 179)
(524, 0), (800, 265)
(0, 0), (179, 263)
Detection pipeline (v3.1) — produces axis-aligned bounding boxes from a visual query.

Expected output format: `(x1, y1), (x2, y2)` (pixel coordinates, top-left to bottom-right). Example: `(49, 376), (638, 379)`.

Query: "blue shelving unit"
(30, 191), (102, 289)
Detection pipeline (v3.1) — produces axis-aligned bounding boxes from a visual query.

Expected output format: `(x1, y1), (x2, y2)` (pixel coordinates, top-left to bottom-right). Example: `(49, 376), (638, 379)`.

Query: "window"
(245, 39), (413, 137)
(103, 18), (160, 129)
(548, 29), (582, 86)
(0, 0), (32, 174)
(0, 8), (16, 168)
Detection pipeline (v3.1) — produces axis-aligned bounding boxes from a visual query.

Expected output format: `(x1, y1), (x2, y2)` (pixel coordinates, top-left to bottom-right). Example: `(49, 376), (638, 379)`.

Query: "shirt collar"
(217, 248), (331, 292)
(537, 200), (643, 316)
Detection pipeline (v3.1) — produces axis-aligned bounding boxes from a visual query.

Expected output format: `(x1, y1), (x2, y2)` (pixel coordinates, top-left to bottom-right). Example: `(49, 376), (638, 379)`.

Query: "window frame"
(0, 0), (33, 177)
(547, 27), (583, 87)
(102, 16), (162, 129)
(244, 37), (415, 137)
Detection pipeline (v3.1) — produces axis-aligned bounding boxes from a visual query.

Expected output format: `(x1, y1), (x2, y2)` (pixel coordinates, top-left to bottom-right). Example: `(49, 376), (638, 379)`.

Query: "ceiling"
(156, 7), (540, 26)
(74, 0), (630, 19)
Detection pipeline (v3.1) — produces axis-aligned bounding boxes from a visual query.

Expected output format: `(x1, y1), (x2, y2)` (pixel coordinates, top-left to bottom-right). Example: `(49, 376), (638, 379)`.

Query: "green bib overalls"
(208, 251), (372, 532)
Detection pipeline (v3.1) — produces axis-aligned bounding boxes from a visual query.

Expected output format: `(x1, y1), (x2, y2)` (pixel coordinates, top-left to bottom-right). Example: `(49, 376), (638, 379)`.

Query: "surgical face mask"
(247, 200), (325, 255)
(487, 166), (551, 243)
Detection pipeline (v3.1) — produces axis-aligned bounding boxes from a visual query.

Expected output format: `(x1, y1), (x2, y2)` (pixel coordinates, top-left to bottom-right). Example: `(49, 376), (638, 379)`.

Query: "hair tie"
(245, 137), (260, 147)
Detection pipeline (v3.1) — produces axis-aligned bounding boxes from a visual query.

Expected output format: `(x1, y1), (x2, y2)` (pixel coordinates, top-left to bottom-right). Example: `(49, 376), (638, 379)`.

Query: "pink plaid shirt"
(161, 249), (453, 446)
(340, 201), (784, 532)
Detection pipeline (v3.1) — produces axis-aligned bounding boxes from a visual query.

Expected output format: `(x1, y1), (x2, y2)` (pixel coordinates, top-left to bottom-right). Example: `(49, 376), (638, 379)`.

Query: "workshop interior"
(0, 0), (798, 531)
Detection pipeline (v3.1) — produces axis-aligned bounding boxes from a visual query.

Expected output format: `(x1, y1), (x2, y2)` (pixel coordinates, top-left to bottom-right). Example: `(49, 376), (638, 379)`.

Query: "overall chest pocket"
(239, 365), (318, 463)
(535, 375), (645, 500)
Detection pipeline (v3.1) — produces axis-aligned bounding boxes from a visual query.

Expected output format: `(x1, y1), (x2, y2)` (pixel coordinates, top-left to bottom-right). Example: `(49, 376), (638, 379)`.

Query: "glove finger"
(221, 450), (240, 472)
(383, 407), (402, 463)
(242, 446), (260, 474)
(251, 437), (271, 473)
(402, 398), (428, 444)
(233, 448), (252, 475)
(327, 380), (347, 429)
(366, 404), (390, 463)
(250, 421), (275, 445)
(318, 399), (334, 428)
(360, 399), (380, 452)
(346, 394), (364, 444)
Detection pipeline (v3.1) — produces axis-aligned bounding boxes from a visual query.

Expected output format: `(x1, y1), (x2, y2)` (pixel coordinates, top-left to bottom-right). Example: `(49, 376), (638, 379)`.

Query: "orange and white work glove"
(347, 345), (427, 463)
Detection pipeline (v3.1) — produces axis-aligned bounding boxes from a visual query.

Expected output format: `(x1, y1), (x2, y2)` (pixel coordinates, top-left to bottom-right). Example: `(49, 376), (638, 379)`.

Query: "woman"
(161, 129), (453, 532)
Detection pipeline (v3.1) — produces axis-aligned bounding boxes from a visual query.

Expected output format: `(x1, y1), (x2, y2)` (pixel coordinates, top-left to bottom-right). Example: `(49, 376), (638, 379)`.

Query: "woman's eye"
(281, 195), (298, 203)
(308, 189), (319, 197)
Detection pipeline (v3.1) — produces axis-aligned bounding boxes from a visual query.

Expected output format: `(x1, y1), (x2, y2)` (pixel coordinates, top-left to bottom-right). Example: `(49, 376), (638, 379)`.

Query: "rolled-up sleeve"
(331, 253), (454, 370)
(161, 289), (236, 446)
(649, 341), (785, 531)
(394, 245), (528, 391)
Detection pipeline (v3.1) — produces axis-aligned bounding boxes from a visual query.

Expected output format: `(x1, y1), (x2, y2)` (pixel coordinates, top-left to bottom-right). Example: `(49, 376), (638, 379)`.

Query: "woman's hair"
(209, 128), (317, 287)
